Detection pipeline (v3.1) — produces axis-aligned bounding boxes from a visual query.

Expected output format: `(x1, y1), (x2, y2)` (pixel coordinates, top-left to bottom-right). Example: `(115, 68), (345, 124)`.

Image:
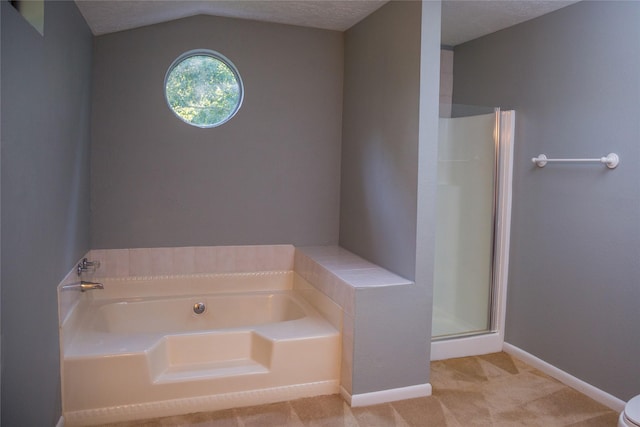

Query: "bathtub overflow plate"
(193, 302), (206, 314)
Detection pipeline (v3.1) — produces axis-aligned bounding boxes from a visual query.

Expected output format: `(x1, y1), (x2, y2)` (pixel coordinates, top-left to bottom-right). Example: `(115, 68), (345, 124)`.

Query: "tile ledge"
(296, 246), (413, 289)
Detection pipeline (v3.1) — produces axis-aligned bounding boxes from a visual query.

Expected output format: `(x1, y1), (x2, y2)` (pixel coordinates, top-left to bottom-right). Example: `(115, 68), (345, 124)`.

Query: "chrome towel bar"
(532, 153), (619, 169)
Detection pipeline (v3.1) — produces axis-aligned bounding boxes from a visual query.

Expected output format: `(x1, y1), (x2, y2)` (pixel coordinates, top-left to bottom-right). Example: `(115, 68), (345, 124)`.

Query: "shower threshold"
(431, 330), (503, 361)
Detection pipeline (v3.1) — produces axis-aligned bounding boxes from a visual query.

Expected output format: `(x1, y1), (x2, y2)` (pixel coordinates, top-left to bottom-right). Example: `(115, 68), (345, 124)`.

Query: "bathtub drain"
(193, 302), (206, 314)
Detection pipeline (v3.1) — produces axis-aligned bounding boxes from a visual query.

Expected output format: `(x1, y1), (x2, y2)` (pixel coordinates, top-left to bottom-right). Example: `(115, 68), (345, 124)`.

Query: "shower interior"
(431, 105), (514, 360)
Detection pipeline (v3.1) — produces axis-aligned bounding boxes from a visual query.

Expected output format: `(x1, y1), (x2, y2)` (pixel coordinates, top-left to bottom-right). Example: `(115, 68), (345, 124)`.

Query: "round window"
(164, 50), (243, 128)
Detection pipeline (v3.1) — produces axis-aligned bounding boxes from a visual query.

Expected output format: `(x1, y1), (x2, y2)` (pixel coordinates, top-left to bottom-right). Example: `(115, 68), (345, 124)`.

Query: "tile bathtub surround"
(294, 246), (413, 317)
(294, 246), (417, 399)
(88, 245), (295, 278)
(95, 352), (618, 427)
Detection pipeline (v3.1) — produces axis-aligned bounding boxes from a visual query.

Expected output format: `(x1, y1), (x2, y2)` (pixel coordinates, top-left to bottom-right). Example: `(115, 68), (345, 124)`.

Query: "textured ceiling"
(75, 0), (580, 46)
(441, 0), (579, 46)
(74, 0), (388, 35)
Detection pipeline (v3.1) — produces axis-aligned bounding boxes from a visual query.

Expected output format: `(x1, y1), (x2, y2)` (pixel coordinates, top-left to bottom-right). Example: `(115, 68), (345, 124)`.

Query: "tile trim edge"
(340, 383), (432, 408)
(503, 342), (625, 412)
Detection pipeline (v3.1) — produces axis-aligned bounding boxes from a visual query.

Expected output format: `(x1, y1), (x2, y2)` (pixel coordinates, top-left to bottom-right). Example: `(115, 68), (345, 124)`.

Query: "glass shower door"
(432, 107), (498, 339)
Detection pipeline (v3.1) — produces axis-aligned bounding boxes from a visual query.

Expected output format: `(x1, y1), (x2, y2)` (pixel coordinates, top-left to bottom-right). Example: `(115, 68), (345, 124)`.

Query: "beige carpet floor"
(98, 352), (619, 426)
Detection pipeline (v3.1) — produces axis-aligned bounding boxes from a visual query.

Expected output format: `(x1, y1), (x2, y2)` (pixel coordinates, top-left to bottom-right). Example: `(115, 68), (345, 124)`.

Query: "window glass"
(165, 50), (243, 128)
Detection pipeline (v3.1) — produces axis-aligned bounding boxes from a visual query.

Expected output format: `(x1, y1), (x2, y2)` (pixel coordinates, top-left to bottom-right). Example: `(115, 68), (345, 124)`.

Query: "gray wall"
(1, 1), (93, 424)
(91, 15), (343, 249)
(415, 0), (442, 375)
(339, 0), (421, 280)
(353, 284), (430, 394)
(453, 1), (640, 400)
(340, 0), (442, 395)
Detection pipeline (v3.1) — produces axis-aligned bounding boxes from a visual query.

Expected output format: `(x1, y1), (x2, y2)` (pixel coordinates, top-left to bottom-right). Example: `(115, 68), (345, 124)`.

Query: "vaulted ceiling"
(75, 0), (580, 46)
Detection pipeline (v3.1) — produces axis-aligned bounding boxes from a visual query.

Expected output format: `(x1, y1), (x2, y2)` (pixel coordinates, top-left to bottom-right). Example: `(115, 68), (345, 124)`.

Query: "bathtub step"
(154, 358), (269, 384)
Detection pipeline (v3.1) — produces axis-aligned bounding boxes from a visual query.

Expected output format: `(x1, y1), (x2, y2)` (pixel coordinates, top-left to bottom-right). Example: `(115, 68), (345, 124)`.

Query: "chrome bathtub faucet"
(77, 258), (101, 276)
(80, 281), (104, 291)
(62, 281), (104, 292)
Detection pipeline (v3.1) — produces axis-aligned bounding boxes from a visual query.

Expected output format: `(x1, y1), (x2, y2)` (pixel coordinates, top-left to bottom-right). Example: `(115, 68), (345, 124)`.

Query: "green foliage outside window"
(165, 52), (242, 128)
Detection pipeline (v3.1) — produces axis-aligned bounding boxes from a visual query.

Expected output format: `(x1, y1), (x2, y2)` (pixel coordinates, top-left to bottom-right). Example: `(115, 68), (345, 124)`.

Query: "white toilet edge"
(621, 412), (640, 427)
(621, 395), (640, 427)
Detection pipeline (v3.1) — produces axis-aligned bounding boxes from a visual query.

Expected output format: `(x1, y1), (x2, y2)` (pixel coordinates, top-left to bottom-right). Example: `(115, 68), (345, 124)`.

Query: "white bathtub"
(91, 292), (306, 334)
(61, 272), (341, 426)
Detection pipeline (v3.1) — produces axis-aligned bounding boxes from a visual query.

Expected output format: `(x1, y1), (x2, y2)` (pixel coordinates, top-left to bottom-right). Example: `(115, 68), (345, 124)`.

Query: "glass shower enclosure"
(432, 106), (514, 351)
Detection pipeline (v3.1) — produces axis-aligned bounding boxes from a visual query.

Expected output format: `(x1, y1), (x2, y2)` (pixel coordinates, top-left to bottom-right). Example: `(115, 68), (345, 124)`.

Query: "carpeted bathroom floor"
(98, 352), (619, 426)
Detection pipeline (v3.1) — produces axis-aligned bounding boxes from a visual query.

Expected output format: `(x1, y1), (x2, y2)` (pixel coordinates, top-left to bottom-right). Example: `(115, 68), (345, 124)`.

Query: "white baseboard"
(56, 416), (64, 427)
(503, 342), (625, 412)
(340, 383), (432, 408)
